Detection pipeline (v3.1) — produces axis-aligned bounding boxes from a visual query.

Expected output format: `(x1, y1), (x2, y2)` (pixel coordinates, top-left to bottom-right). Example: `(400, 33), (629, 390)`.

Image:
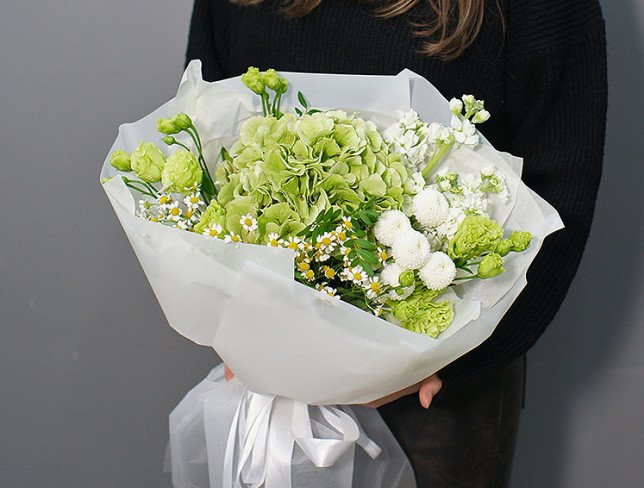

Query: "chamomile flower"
(365, 276), (382, 299)
(374, 210), (412, 247)
(175, 219), (190, 230)
(240, 213), (258, 232)
(183, 193), (204, 210)
(321, 265), (337, 280)
(282, 236), (303, 251)
(334, 226), (349, 242)
(391, 230), (431, 270)
(341, 265), (368, 286)
(341, 216), (354, 230)
(224, 232), (242, 244)
(297, 259), (312, 273)
(266, 233), (280, 247)
(418, 252), (457, 291)
(167, 202), (182, 221)
(377, 247), (388, 264)
(203, 224), (223, 238)
(373, 305), (383, 317)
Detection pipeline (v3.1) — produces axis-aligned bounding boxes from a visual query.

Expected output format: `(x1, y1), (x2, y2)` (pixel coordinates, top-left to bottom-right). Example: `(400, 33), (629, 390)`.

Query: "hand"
(223, 364), (442, 410)
(364, 374), (442, 409)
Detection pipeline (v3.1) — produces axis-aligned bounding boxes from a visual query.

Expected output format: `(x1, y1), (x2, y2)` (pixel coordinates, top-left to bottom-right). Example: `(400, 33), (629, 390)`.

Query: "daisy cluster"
(137, 187), (205, 231)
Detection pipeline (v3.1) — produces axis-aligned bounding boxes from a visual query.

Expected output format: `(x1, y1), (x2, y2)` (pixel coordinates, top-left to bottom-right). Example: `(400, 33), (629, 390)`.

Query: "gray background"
(0, 1), (642, 486)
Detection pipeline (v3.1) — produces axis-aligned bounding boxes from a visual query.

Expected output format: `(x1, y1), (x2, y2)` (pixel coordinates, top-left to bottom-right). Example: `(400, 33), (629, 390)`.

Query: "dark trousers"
(379, 356), (525, 488)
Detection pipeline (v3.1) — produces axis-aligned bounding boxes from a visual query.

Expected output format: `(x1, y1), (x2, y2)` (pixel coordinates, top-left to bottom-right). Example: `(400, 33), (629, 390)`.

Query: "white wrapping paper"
(102, 61), (563, 487)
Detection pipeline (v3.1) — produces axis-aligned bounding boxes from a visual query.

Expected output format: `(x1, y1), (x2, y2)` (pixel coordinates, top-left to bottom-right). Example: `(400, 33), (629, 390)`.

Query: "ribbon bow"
(223, 390), (382, 488)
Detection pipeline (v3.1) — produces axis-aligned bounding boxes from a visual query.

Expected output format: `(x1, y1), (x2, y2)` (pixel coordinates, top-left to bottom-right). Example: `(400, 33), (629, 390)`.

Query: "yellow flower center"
(269, 239), (278, 246)
(209, 229), (219, 237)
(150, 217), (158, 222)
(324, 268), (336, 279)
(184, 210), (193, 219)
(344, 220), (353, 229)
(353, 272), (363, 281)
(190, 196), (199, 204)
(171, 207), (181, 216)
(305, 270), (315, 279)
(370, 282), (381, 293)
(338, 232), (347, 241)
(288, 242), (299, 250)
(231, 235), (240, 243)
(159, 195), (169, 205)
(298, 262), (311, 272)
(380, 251), (388, 261)
(244, 218), (253, 227)
(321, 237), (332, 246)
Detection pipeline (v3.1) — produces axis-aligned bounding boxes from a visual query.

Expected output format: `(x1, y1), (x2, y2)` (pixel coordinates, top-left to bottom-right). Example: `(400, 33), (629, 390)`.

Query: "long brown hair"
(229, 0), (491, 60)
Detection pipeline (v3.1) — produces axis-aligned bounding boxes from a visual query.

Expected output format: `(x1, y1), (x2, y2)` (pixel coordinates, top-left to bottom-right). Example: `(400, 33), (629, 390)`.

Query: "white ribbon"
(223, 390), (382, 488)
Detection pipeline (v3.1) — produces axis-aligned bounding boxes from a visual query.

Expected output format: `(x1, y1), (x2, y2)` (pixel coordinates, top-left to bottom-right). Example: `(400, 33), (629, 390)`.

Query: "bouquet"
(101, 61), (562, 488)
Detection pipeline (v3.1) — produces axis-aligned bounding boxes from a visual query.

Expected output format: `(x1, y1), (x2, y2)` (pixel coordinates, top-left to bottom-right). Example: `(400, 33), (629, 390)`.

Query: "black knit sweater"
(185, 0), (607, 389)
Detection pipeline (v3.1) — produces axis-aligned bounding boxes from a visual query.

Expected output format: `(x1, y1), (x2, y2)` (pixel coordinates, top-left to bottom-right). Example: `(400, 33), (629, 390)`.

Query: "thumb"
(224, 365), (234, 381)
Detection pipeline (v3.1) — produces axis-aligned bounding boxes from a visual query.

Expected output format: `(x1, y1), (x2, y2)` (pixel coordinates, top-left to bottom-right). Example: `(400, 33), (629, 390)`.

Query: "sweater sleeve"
(186, 0), (228, 81)
(438, 0), (608, 389)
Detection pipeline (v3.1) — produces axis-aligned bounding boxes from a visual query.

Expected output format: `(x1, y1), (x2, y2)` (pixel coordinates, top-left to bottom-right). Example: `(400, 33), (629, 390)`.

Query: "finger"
(224, 365), (234, 381)
(364, 382), (421, 408)
(419, 375), (442, 409)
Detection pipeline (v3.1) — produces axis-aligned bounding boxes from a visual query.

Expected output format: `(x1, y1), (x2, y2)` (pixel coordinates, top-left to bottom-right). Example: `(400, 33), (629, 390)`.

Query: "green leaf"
(297, 91), (308, 108)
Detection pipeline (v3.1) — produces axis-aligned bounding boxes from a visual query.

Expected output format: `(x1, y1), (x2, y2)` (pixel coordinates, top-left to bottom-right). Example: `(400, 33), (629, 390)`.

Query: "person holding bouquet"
(184, 0), (607, 485)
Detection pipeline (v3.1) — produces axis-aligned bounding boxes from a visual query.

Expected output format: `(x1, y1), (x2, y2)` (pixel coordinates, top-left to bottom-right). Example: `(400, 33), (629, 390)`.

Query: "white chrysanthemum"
(380, 262), (404, 287)
(374, 210), (412, 247)
(418, 252), (457, 291)
(412, 188), (450, 229)
(391, 230), (431, 270)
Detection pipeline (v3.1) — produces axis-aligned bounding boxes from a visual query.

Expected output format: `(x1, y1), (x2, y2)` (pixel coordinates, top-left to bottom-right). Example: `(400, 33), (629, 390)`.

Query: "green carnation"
(131, 141), (166, 183)
(161, 150), (203, 194)
(109, 150), (131, 172)
(448, 215), (503, 264)
(390, 288), (454, 338)
(510, 231), (533, 252)
(477, 252), (505, 279)
(241, 67), (265, 95)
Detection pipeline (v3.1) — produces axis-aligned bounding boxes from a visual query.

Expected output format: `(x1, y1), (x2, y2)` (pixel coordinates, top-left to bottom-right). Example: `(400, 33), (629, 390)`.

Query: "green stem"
(453, 275), (477, 281)
(123, 178), (156, 198)
(422, 140), (454, 179)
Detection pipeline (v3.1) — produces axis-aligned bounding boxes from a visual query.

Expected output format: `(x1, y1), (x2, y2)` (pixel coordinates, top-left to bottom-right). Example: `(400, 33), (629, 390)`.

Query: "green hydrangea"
(131, 141), (166, 183)
(389, 288), (454, 338)
(448, 215), (503, 264)
(477, 252), (505, 278)
(110, 150), (131, 172)
(193, 199), (227, 234)
(215, 110), (419, 240)
(161, 150), (203, 194)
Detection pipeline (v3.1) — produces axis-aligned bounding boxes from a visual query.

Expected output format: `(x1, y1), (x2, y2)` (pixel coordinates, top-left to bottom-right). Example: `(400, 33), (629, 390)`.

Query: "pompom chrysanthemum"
(391, 230), (431, 270)
(418, 252), (457, 291)
(412, 188), (450, 229)
(374, 210), (412, 247)
(380, 262), (404, 287)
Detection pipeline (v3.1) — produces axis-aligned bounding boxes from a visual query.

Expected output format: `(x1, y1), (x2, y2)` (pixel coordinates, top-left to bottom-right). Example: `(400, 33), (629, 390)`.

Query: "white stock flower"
(472, 109), (490, 124)
(451, 115), (479, 146)
(391, 230), (431, 270)
(418, 252), (457, 291)
(374, 210), (412, 247)
(449, 98), (464, 114)
(412, 188), (450, 229)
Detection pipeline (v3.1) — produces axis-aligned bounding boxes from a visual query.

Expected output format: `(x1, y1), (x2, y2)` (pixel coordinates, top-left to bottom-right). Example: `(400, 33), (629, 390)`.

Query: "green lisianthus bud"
(174, 113), (192, 130)
(109, 149), (131, 172)
(162, 135), (176, 146)
(131, 141), (166, 182)
(241, 67), (265, 95)
(477, 252), (505, 279)
(263, 69), (281, 91)
(399, 269), (415, 287)
(161, 150), (203, 194)
(495, 238), (513, 257)
(157, 117), (181, 135)
(510, 231), (533, 252)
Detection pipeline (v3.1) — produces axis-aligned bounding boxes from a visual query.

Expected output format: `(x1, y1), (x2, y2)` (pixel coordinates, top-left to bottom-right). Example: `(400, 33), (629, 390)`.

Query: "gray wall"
(0, 1), (641, 487)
